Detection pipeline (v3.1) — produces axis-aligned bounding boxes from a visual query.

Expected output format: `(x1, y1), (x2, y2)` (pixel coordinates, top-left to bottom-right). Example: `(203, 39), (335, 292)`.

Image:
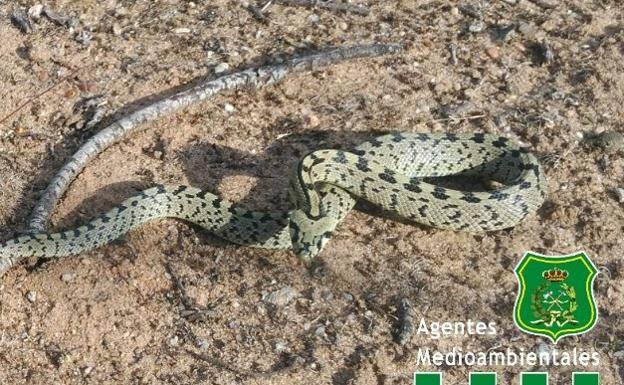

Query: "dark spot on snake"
(379, 171), (397, 184)
(510, 149), (521, 157)
(212, 198), (223, 209)
(196, 189), (211, 199)
(391, 133), (405, 142)
(460, 192), (481, 203)
(172, 186), (187, 195)
(432, 187), (450, 200)
(519, 181), (532, 189)
(356, 158), (371, 172)
(488, 191), (509, 201)
(492, 137), (509, 148)
(404, 182), (422, 193)
(471, 133), (485, 143)
(416, 133), (429, 141)
(445, 133), (458, 142)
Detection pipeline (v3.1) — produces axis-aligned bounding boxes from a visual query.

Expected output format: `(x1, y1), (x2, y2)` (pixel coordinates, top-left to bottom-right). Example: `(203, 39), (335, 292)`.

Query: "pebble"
(26, 290), (37, 303)
(308, 14), (320, 24)
(214, 62), (229, 74)
(168, 335), (179, 346)
(518, 21), (538, 39)
(338, 22), (348, 31)
(197, 339), (209, 350)
(615, 188), (624, 203)
(223, 103), (235, 113)
(263, 286), (296, 307)
(28, 4), (44, 20)
(468, 21), (485, 33)
(112, 22), (123, 36)
(274, 341), (288, 353)
(173, 27), (191, 34)
(11, 9), (33, 34)
(75, 30), (93, 45)
(303, 112), (320, 128)
(61, 272), (76, 282)
(82, 364), (94, 377)
(486, 47), (500, 59)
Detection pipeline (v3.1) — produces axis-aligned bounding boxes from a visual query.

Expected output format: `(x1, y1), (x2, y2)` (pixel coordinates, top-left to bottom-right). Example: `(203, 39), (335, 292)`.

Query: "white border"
(513, 250), (600, 344)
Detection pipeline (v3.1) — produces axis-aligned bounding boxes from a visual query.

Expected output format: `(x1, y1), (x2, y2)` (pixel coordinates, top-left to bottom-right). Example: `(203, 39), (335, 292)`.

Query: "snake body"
(0, 133), (546, 273)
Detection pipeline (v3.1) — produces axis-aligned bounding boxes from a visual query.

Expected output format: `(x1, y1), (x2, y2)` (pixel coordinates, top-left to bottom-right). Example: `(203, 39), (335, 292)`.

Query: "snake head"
(289, 208), (335, 262)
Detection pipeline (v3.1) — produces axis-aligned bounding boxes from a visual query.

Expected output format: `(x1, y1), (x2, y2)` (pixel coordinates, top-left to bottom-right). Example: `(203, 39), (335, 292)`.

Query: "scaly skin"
(0, 132), (546, 275)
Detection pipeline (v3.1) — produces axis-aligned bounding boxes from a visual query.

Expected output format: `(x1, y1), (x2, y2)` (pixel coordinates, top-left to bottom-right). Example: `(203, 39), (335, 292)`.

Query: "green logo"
(514, 251), (598, 343)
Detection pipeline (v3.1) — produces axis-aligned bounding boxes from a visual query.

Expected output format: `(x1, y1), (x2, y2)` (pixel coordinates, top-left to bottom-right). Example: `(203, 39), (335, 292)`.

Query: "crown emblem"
(542, 268), (569, 282)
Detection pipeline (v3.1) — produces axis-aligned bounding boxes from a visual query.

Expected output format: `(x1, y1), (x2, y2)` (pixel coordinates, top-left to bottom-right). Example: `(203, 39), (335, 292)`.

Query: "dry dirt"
(0, 0), (623, 384)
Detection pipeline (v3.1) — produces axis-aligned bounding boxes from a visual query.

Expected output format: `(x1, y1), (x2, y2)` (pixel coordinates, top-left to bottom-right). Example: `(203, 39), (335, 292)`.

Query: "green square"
(521, 372), (548, 385)
(413, 372), (441, 385)
(573, 373), (599, 385)
(470, 372), (496, 385)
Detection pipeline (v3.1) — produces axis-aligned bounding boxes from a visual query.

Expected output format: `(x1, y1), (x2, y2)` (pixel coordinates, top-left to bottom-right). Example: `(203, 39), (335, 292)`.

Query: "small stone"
(338, 22), (348, 31)
(495, 24), (516, 41)
(82, 364), (94, 376)
(173, 27), (191, 34)
(26, 291), (37, 302)
(214, 62), (229, 74)
(224, 103), (235, 113)
(263, 286), (297, 307)
(112, 22), (123, 36)
(303, 113), (320, 128)
(274, 341), (288, 353)
(28, 4), (44, 20)
(11, 9), (33, 34)
(615, 188), (624, 203)
(314, 325), (326, 337)
(518, 22), (538, 39)
(308, 14), (320, 24)
(168, 335), (179, 346)
(37, 71), (49, 82)
(486, 47), (500, 59)
(75, 30), (93, 45)
(197, 339), (209, 350)
(468, 21), (485, 33)
(61, 272), (76, 282)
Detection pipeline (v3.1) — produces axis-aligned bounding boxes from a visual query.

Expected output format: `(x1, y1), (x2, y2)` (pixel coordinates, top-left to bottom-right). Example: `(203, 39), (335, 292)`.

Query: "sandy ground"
(0, 0), (623, 384)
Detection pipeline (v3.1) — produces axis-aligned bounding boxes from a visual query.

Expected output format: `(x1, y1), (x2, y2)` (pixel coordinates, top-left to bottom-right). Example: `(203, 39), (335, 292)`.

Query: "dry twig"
(28, 43), (401, 233)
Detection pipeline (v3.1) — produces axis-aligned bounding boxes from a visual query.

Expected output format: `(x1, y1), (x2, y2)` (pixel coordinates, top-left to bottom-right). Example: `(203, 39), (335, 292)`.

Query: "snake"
(0, 132), (546, 274)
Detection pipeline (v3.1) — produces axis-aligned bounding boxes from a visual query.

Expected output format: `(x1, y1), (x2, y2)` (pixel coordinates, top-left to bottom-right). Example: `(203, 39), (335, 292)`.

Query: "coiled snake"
(0, 132), (546, 274)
